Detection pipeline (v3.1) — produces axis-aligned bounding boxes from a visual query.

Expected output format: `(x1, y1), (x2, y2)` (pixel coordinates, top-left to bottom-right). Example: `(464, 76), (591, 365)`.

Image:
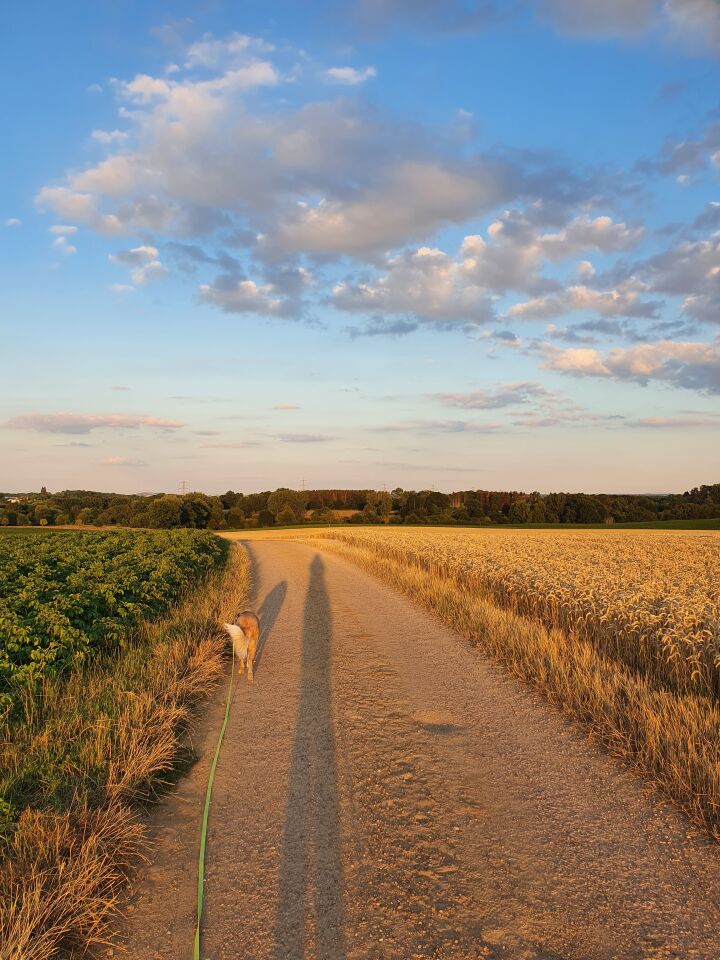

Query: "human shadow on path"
(274, 554), (346, 960)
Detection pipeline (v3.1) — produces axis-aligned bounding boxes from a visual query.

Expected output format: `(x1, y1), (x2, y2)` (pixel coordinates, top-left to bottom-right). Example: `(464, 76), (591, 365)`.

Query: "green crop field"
(0, 529), (225, 690)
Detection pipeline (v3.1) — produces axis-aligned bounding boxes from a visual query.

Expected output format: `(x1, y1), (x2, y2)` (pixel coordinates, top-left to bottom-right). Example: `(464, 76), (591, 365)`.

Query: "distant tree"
(180, 494), (212, 529)
(277, 506), (297, 525)
(258, 509), (274, 527)
(227, 506), (245, 528)
(267, 488), (307, 523)
(147, 495), (184, 528)
(310, 507), (334, 523)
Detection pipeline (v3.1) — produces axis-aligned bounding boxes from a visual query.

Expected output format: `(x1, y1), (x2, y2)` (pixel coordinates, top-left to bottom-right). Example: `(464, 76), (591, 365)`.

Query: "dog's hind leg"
(246, 652), (254, 683)
(237, 651), (246, 676)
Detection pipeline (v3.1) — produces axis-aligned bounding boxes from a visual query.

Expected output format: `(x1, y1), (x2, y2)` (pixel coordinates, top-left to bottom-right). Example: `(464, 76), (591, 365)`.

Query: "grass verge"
(0, 541), (249, 960)
(300, 534), (720, 841)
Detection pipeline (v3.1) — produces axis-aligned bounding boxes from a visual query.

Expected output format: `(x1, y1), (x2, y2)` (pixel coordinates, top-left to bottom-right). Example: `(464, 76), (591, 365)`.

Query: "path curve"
(120, 539), (720, 960)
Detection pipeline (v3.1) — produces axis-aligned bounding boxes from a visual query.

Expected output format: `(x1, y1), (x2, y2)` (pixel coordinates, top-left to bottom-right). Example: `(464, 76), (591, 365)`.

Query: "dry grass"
(0, 542), (249, 960)
(252, 527), (720, 840)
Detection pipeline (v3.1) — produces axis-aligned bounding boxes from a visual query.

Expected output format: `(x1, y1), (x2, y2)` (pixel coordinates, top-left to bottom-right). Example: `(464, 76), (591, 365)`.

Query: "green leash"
(194, 643), (235, 960)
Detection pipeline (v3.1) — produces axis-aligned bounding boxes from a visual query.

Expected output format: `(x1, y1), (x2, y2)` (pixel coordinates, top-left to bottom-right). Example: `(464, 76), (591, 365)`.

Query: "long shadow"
(239, 541), (287, 674)
(255, 580), (288, 671)
(274, 555), (346, 960)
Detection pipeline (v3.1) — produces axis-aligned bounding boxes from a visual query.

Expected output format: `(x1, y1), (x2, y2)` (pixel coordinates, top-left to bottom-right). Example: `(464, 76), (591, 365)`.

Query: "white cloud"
(36, 186), (123, 234)
(132, 261), (169, 285)
(506, 285), (657, 321)
(52, 235), (77, 256)
(109, 245), (168, 284)
(542, 336), (720, 393)
(91, 129), (129, 144)
(36, 36), (593, 257)
(332, 211), (646, 328)
(617, 229), (720, 325)
(199, 277), (292, 316)
(278, 162), (511, 256)
(333, 244), (494, 326)
(48, 224), (78, 235)
(109, 245), (159, 265)
(325, 65), (377, 85)
(3, 413), (186, 434)
(184, 32), (274, 68)
(109, 283), (136, 294)
(4, 218), (21, 227)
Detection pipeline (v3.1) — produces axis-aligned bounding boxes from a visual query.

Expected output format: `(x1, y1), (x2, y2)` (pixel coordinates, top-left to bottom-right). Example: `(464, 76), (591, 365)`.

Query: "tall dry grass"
(0, 542), (249, 960)
(286, 528), (720, 840)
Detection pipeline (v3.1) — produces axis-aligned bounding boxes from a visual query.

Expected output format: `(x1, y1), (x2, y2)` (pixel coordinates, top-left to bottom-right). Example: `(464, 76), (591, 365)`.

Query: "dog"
(222, 611), (260, 682)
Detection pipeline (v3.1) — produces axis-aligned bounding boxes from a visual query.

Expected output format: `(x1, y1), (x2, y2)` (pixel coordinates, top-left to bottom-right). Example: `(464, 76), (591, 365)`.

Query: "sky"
(1, 0), (720, 496)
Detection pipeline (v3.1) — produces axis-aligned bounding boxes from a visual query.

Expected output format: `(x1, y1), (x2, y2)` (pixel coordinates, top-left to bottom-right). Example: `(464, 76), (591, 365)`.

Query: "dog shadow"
(237, 541), (287, 675)
(253, 580), (288, 672)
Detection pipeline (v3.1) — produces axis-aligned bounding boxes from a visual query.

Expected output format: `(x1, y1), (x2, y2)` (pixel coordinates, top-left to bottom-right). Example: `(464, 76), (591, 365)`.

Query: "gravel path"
(119, 539), (720, 960)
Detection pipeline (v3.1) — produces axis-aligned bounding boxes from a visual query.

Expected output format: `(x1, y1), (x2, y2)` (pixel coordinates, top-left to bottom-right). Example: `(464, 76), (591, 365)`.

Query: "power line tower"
(180, 480), (189, 495)
(299, 478), (308, 491)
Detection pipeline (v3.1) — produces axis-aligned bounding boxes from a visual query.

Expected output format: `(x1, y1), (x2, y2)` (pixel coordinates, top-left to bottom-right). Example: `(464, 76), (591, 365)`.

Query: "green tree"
(267, 488), (307, 523)
(277, 506), (297, 525)
(147, 495), (184, 528)
(227, 506), (245, 528)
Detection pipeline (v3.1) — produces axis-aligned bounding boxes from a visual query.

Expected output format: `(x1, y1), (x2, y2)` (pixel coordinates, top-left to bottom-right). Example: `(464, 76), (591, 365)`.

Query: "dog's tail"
(221, 622), (246, 643)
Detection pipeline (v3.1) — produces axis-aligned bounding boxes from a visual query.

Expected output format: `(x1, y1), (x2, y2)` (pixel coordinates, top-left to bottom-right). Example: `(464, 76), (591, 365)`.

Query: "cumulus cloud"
(3, 413), (185, 434)
(277, 161), (519, 257)
(5, 218), (21, 227)
(109, 245), (169, 285)
(199, 276), (295, 316)
(645, 122), (720, 176)
(542, 336), (720, 393)
(333, 244), (495, 326)
(184, 32), (275, 68)
(35, 33), (598, 263)
(506, 285), (659, 321)
(49, 224), (78, 235)
(324, 65), (377, 84)
(52, 235), (77, 256)
(612, 229), (720, 326)
(333, 212), (646, 329)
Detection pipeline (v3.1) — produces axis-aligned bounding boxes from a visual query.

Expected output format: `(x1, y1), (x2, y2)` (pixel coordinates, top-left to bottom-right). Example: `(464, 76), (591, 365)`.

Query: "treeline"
(2, 483), (719, 529)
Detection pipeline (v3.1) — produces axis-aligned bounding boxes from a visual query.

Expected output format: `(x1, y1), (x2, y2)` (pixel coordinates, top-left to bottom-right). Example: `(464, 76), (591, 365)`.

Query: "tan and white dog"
(222, 611), (260, 682)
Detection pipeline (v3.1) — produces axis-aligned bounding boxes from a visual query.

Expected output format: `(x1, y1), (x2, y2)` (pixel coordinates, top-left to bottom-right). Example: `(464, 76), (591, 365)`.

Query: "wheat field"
(244, 526), (720, 838)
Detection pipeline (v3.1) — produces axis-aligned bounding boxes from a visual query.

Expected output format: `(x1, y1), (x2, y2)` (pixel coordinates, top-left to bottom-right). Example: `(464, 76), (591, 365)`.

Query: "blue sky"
(2, 0), (720, 495)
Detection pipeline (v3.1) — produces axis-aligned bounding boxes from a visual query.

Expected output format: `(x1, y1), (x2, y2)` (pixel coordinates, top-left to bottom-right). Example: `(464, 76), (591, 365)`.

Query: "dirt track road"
(120, 539), (720, 960)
